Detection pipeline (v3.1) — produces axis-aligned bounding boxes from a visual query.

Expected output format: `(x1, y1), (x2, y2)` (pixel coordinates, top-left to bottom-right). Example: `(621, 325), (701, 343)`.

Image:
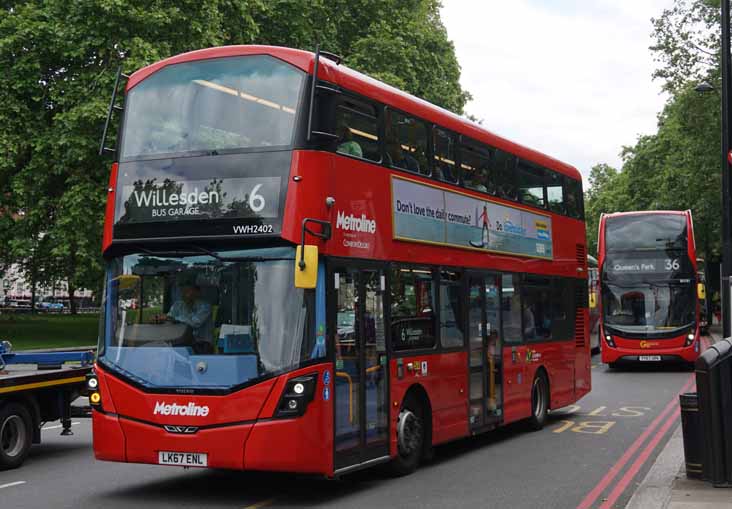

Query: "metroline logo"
(153, 401), (210, 417)
(336, 210), (376, 234)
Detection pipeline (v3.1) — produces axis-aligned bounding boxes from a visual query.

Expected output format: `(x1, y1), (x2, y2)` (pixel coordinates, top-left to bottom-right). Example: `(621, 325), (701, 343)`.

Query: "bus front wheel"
(388, 395), (424, 476)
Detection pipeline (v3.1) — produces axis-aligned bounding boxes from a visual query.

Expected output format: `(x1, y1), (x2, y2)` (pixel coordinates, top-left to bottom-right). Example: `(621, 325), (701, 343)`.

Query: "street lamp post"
(721, 0), (732, 338)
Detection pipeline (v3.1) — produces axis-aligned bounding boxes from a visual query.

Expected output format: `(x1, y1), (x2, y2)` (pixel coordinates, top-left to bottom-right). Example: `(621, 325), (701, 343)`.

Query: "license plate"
(639, 355), (662, 362)
(158, 451), (208, 467)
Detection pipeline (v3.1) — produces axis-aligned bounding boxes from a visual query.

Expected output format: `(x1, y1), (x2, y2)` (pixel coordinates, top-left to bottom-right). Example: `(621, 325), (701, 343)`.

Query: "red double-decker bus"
(598, 211), (701, 367)
(90, 45), (591, 477)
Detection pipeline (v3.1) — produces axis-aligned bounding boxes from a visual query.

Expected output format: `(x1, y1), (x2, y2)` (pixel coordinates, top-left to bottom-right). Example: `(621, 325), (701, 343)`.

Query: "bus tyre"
(0, 403), (33, 470)
(527, 371), (549, 431)
(389, 396), (424, 476)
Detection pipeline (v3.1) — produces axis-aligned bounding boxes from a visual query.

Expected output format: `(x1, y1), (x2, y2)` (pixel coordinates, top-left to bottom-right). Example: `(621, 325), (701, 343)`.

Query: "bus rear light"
(275, 374), (318, 418)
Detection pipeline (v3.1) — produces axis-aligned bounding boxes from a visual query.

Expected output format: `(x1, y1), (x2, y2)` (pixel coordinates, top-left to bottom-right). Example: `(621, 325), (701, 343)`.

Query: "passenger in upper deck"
(336, 123), (363, 158)
(385, 140), (420, 173)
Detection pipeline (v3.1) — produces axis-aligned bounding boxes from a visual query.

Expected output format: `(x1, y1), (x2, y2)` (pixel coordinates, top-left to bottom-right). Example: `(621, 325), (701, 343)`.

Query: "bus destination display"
(116, 176), (281, 225)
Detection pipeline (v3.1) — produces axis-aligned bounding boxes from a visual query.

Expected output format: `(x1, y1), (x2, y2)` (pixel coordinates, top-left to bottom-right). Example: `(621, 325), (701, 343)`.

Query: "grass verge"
(0, 313), (99, 350)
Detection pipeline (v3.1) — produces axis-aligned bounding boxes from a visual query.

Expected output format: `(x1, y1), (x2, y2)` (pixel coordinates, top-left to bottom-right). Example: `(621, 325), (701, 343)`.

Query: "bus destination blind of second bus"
(608, 258), (685, 274)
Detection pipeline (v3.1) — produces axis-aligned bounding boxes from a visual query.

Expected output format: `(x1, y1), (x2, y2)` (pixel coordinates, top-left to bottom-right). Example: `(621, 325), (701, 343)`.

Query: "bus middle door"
(332, 265), (390, 473)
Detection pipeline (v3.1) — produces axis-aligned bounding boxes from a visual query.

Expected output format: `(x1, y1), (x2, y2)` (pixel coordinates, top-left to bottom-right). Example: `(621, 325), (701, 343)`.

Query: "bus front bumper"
(91, 364), (335, 475)
(601, 342), (699, 364)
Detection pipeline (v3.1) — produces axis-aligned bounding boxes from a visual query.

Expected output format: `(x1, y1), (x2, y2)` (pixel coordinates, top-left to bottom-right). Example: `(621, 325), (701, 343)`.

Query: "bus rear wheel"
(388, 396), (424, 476)
(527, 371), (549, 431)
(0, 403), (33, 470)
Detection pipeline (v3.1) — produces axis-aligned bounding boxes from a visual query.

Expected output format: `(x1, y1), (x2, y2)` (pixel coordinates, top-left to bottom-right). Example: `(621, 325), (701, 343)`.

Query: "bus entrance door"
(468, 274), (503, 431)
(332, 266), (390, 472)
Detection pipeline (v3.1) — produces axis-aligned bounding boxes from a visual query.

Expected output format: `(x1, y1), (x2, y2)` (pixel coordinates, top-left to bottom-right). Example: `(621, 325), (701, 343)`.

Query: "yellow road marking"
(243, 497), (276, 509)
(0, 376), (86, 394)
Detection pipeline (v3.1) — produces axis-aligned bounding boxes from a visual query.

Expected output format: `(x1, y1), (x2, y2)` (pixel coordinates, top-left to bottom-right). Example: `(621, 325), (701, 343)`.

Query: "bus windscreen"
(601, 281), (695, 333)
(120, 55), (304, 160)
(604, 214), (687, 252)
(99, 247), (319, 389)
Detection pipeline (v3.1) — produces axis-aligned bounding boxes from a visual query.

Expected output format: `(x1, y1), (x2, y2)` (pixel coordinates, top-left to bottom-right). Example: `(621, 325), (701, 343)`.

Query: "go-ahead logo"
(639, 340), (659, 349)
(154, 401), (210, 417)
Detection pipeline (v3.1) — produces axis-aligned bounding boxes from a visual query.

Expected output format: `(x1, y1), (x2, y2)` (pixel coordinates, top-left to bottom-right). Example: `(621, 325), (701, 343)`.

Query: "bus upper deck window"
(461, 140), (493, 194)
(335, 98), (380, 162)
(386, 110), (429, 175)
(493, 151), (518, 201)
(433, 128), (458, 184)
(517, 160), (547, 209)
(546, 172), (565, 214)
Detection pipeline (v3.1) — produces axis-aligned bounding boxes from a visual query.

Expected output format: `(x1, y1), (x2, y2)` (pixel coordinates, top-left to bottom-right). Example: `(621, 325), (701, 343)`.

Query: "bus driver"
(162, 275), (214, 354)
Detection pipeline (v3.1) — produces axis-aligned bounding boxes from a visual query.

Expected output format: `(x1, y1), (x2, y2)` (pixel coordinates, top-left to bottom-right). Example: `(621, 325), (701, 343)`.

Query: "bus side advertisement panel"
(390, 176), (553, 260)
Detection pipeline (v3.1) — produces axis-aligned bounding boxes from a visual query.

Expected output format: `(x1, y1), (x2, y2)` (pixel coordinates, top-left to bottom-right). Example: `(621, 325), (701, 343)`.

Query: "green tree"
(0, 1), (468, 314)
(586, 0), (722, 264)
(252, 0), (470, 112)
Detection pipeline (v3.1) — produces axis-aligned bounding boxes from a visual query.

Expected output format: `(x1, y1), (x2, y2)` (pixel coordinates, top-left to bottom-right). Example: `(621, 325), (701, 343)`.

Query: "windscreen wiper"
(184, 244), (293, 263)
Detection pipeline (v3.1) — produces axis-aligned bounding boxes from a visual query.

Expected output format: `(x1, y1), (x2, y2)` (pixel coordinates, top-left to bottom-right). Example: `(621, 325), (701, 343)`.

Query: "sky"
(440, 0), (675, 184)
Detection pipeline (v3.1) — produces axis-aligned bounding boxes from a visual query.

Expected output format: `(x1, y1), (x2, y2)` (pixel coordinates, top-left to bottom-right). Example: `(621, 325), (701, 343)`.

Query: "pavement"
(626, 324), (732, 509)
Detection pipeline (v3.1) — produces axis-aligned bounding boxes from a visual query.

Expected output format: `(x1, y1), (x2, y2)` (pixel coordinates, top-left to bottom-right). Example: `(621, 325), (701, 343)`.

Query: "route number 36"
(665, 258), (680, 271)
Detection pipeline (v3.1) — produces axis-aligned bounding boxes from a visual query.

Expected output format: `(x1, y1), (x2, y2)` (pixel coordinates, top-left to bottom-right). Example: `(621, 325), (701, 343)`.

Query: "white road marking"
(0, 481), (26, 490)
(43, 421), (80, 430)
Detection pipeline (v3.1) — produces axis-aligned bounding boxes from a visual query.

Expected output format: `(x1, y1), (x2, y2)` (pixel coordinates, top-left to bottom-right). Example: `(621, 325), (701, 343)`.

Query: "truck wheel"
(0, 403), (33, 470)
(388, 395), (424, 476)
(527, 371), (549, 431)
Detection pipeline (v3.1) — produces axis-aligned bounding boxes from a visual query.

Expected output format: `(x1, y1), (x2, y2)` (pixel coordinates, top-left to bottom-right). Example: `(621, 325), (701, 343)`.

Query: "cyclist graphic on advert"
(470, 204), (490, 248)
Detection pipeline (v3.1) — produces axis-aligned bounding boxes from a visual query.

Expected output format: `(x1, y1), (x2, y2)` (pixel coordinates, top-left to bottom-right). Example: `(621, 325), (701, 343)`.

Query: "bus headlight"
(685, 333), (695, 346)
(276, 374), (318, 418)
(86, 373), (102, 409)
(605, 334), (615, 348)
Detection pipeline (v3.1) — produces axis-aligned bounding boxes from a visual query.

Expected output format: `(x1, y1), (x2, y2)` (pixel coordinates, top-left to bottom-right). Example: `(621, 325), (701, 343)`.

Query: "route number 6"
(665, 258), (680, 271)
(248, 184), (266, 213)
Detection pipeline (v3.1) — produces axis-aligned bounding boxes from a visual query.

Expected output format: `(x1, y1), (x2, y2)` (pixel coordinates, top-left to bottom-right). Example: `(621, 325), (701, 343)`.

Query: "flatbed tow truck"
(0, 340), (94, 469)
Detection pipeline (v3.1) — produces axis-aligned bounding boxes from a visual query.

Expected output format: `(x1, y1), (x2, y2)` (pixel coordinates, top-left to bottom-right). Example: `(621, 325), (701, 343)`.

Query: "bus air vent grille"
(574, 284), (587, 348)
(575, 244), (586, 265)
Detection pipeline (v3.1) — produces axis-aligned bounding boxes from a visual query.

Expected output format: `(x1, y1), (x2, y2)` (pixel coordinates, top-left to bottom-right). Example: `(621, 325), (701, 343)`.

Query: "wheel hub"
(533, 377), (546, 419)
(397, 409), (423, 457)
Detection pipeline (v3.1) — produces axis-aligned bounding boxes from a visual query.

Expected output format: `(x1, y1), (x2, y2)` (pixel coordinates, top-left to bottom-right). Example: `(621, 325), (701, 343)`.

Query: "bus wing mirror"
(697, 283), (706, 300)
(295, 245), (318, 289)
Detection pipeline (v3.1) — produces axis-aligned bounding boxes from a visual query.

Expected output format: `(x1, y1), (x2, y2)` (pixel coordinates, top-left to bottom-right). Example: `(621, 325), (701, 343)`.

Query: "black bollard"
(679, 392), (703, 479)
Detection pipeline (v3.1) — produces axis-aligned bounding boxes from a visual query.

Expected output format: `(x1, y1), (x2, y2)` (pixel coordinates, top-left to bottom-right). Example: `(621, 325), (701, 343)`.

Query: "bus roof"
(126, 45), (582, 182)
(602, 210), (690, 219)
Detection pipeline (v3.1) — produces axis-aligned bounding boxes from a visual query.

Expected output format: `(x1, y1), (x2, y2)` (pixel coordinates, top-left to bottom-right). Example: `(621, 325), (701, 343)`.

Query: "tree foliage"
(585, 0), (722, 262)
(0, 1), (469, 309)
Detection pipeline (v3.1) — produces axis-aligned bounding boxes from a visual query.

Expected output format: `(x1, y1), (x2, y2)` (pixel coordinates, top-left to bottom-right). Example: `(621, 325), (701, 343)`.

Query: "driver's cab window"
(117, 270), (217, 355)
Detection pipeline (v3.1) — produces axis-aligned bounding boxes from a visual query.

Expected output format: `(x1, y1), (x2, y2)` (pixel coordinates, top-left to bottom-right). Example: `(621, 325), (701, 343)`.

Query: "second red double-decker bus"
(90, 45), (591, 477)
(598, 211), (701, 367)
